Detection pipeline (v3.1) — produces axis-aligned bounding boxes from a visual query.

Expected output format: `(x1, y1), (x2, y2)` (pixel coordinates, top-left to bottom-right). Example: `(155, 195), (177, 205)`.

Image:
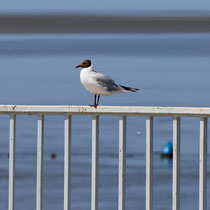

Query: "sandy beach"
(0, 14), (210, 33)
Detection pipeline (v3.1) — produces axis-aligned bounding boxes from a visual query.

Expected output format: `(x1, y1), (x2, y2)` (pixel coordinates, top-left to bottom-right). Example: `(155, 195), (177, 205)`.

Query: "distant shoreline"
(0, 14), (210, 34)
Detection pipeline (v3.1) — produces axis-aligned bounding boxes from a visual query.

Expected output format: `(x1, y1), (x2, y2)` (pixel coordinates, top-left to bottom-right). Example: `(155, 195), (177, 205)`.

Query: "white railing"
(1, 105), (209, 210)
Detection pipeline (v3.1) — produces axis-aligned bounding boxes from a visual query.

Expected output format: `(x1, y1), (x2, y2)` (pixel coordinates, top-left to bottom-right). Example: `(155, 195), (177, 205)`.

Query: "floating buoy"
(136, 131), (141, 135)
(50, 153), (56, 159)
(161, 141), (173, 158)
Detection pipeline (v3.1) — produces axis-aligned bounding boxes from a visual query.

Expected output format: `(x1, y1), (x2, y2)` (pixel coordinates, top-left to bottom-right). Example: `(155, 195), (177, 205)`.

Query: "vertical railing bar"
(172, 117), (180, 210)
(64, 114), (72, 210)
(199, 117), (207, 210)
(8, 114), (16, 210)
(146, 116), (153, 210)
(91, 115), (99, 210)
(118, 116), (126, 210)
(36, 115), (44, 210)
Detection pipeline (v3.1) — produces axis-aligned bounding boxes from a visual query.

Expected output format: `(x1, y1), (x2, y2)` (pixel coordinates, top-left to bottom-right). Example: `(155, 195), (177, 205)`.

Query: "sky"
(1, 0), (210, 14)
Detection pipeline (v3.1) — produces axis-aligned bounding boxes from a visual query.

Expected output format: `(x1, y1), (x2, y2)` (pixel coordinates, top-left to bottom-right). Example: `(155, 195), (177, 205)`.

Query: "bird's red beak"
(75, 64), (83, 68)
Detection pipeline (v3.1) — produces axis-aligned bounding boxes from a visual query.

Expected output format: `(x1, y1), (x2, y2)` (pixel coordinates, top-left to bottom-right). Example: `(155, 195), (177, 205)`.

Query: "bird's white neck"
(81, 64), (94, 72)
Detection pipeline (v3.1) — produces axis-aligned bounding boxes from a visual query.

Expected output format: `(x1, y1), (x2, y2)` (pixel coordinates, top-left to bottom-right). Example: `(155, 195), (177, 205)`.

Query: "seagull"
(75, 59), (139, 107)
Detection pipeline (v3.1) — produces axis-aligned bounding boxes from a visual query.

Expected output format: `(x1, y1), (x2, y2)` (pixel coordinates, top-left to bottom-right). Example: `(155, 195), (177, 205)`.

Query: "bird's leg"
(94, 94), (97, 105)
(96, 95), (100, 106)
(90, 94), (98, 108)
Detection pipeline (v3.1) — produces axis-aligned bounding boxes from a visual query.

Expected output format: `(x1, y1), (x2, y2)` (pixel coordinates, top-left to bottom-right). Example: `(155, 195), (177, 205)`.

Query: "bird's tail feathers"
(120, 85), (139, 92)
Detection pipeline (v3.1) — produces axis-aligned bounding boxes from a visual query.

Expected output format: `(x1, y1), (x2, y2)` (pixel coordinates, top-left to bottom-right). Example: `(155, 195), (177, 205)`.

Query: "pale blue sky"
(1, 0), (210, 13)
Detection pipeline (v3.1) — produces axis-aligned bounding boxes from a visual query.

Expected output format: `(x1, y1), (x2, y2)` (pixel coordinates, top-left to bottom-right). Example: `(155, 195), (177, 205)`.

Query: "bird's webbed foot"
(89, 104), (98, 108)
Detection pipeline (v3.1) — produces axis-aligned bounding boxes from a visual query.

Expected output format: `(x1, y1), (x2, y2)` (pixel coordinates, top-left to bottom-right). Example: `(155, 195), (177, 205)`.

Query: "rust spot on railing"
(78, 106), (87, 113)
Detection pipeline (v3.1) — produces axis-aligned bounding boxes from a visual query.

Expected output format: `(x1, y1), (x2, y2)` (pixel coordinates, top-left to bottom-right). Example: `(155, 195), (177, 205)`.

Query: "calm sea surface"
(0, 33), (210, 210)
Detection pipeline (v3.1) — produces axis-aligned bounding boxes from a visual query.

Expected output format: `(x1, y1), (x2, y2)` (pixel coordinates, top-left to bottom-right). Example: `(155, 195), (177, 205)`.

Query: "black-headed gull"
(76, 59), (139, 107)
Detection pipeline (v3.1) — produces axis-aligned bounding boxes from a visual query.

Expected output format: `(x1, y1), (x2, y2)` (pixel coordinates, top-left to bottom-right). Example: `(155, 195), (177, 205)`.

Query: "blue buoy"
(161, 141), (173, 158)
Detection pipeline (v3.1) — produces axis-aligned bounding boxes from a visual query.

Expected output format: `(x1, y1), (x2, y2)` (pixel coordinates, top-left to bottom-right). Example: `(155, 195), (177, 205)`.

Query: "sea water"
(0, 33), (210, 210)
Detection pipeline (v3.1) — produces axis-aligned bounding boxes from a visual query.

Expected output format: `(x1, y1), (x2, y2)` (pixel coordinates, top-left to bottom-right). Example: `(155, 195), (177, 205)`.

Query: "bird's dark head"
(75, 60), (91, 68)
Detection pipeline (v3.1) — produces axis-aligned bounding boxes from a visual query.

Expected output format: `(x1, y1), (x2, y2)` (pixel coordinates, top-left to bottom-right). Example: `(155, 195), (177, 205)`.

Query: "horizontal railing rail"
(1, 105), (208, 210)
(1, 105), (210, 116)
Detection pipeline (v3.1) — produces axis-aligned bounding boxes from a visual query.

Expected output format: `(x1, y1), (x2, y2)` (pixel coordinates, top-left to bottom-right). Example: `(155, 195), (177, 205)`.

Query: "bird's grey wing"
(95, 73), (120, 92)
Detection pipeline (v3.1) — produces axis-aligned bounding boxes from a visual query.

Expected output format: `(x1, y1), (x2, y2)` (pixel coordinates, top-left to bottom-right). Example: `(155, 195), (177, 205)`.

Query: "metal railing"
(0, 105), (208, 210)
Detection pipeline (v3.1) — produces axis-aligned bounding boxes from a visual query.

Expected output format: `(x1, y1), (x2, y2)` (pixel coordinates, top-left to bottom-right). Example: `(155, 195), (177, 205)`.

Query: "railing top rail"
(0, 105), (210, 117)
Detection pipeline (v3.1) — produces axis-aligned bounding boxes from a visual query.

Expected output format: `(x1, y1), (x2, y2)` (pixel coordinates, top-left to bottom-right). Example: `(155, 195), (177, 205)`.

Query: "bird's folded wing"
(94, 73), (119, 91)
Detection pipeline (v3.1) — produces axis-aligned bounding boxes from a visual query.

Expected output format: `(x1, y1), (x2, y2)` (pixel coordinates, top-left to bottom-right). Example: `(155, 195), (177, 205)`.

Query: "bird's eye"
(83, 63), (86, 65)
